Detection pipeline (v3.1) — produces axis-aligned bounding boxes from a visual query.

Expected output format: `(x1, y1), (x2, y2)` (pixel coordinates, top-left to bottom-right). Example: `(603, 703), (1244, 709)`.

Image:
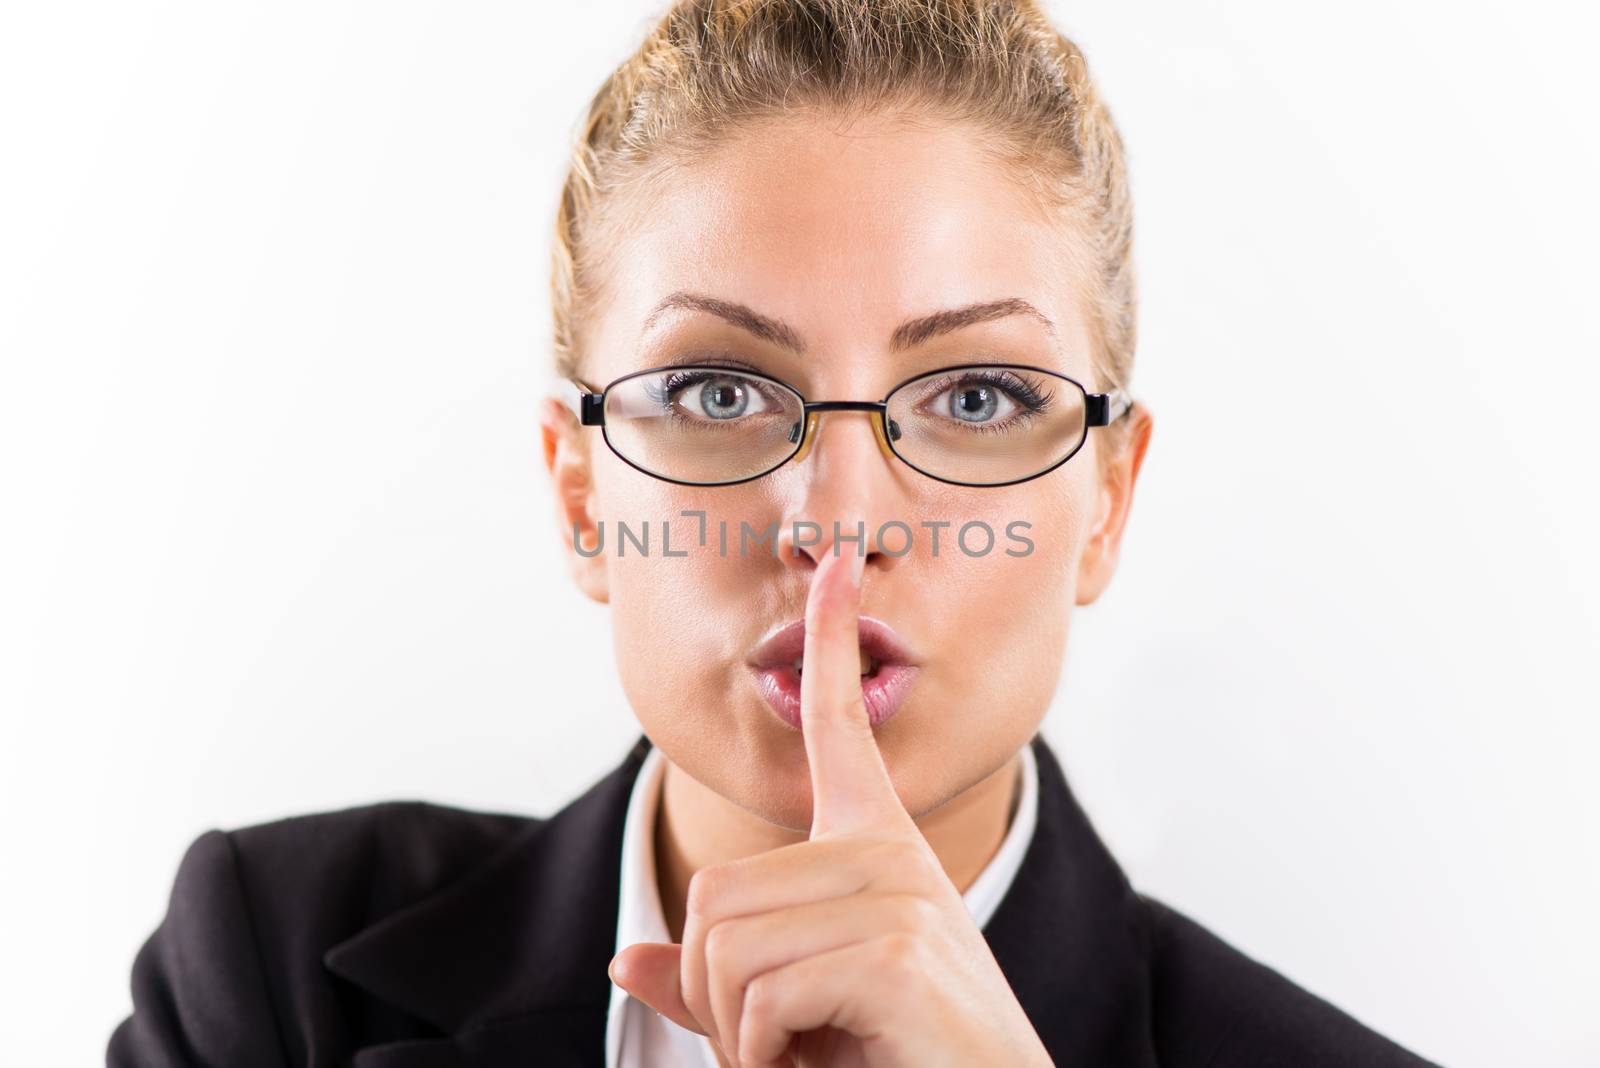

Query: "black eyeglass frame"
(566, 362), (1134, 489)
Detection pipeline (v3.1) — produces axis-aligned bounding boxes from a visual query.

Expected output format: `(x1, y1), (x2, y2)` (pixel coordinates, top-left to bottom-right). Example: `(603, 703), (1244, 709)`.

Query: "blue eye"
(950, 385), (1002, 422)
(696, 378), (751, 419)
(643, 369), (779, 424)
(921, 370), (1054, 432)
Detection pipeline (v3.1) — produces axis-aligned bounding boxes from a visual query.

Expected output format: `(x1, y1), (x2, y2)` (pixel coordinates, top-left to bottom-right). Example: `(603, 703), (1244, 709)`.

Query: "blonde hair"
(553, 0), (1136, 446)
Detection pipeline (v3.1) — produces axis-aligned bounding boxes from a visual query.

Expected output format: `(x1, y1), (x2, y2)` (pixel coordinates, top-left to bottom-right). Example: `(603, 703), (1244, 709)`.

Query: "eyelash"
(915, 370), (1056, 433)
(643, 369), (787, 429)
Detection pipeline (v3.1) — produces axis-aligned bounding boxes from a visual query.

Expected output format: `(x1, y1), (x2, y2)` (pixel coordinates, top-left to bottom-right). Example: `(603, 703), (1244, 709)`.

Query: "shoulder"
(196, 799), (541, 930)
(111, 801), (543, 1066)
(147, 800), (544, 976)
(1138, 894), (1441, 1067)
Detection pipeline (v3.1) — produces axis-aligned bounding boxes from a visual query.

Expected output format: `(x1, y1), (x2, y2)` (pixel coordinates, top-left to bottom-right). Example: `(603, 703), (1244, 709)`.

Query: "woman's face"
(544, 111), (1148, 831)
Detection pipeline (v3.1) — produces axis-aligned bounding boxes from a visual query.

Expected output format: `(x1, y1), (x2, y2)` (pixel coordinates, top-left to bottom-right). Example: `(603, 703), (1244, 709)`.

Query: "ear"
(1075, 400), (1154, 605)
(539, 395), (609, 604)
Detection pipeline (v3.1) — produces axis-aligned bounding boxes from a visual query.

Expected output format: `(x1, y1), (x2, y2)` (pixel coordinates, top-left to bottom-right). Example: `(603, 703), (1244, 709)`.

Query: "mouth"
(746, 616), (921, 731)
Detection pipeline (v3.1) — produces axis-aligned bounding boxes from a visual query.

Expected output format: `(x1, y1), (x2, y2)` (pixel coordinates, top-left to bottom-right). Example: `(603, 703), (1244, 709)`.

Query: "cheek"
(847, 477), (1089, 819)
(593, 469), (773, 739)
(607, 550), (728, 757)
(932, 461), (1086, 584)
(906, 477), (1087, 711)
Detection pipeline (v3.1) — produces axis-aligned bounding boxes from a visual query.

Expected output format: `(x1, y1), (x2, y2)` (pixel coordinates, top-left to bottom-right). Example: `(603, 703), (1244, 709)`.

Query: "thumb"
(608, 942), (707, 1037)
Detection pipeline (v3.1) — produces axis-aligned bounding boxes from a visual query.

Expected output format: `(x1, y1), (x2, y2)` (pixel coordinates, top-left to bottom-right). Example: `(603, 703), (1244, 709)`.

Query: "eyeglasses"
(559, 362), (1133, 488)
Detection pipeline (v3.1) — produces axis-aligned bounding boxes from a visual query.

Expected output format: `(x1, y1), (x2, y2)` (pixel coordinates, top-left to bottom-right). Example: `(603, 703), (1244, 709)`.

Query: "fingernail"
(848, 546), (865, 586)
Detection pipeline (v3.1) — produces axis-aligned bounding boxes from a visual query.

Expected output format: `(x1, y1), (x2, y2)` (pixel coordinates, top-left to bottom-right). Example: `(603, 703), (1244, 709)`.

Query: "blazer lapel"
(321, 733), (1157, 1067)
(323, 735), (654, 1067)
(985, 736), (1160, 1066)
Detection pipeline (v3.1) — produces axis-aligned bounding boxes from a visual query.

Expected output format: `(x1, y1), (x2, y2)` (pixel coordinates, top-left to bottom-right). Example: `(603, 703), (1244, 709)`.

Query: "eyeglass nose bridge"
(787, 401), (903, 466)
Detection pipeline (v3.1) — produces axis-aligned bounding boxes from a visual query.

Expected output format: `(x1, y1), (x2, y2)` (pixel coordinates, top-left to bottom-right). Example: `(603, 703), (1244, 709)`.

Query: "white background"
(2, 2), (1596, 1065)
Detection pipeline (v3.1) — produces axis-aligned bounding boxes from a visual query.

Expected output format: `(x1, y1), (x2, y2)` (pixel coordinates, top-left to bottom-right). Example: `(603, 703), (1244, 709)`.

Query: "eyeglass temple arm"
(554, 379), (607, 426)
(1086, 388), (1134, 427)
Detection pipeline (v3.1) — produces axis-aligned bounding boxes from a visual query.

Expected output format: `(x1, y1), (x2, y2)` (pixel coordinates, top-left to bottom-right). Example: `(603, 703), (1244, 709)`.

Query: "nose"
(774, 408), (907, 575)
(787, 402), (900, 464)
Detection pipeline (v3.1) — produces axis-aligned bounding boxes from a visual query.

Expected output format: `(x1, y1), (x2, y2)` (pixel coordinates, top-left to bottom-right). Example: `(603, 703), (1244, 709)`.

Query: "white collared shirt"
(604, 742), (1041, 1068)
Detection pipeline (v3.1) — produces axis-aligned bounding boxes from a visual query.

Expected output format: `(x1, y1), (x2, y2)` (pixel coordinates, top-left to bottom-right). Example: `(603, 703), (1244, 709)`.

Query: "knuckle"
(899, 893), (943, 935)
(680, 973), (708, 1015)
(877, 931), (924, 984)
(685, 866), (725, 921)
(877, 836), (937, 882)
(741, 971), (779, 1037)
(906, 844), (946, 888)
(887, 834), (923, 863)
(702, 918), (737, 966)
(738, 1018), (771, 1067)
(858, 836), (913, 887)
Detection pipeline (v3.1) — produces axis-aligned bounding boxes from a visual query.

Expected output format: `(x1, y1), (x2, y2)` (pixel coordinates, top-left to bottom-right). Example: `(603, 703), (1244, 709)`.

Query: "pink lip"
(746, 616), (922, 731)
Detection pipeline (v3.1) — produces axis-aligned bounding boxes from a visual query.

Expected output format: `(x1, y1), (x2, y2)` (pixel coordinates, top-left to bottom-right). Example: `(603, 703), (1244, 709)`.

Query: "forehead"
(582, 111), (1096, 385)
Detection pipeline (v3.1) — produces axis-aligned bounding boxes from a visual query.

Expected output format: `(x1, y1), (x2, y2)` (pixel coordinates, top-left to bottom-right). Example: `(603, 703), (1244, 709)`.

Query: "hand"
(609, 549), (1054, 1068)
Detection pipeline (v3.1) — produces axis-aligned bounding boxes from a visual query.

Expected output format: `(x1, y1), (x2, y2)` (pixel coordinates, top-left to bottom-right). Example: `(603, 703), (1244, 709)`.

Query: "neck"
(653, 747), (1025, 944)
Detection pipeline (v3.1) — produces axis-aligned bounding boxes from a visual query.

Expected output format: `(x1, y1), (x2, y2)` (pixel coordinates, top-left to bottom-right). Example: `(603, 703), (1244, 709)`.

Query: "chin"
(749, 719), (976, 829)
(643, 680), (1022, 829)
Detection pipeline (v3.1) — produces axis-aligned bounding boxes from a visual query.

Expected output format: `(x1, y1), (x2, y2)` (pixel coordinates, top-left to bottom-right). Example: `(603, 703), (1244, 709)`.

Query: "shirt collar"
(605, 743), (675, 1068)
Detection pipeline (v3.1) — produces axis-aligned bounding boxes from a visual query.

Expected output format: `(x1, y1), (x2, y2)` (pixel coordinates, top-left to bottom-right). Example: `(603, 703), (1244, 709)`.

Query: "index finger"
(800, 546), (913, 837)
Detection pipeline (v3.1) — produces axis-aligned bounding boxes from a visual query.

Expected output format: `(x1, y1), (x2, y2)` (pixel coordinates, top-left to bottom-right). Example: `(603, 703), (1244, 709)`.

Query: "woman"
(110, 2), (1440, 1065)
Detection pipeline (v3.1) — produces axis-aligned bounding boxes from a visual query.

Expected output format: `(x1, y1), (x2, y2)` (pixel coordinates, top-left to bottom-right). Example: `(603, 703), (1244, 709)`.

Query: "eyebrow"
(640, 291), (1056, 355)
(890, 297), (1057, 350)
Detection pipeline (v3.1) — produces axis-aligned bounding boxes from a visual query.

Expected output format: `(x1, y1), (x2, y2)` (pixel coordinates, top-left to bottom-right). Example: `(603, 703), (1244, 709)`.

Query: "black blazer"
(109, 734), (1442, 1067)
